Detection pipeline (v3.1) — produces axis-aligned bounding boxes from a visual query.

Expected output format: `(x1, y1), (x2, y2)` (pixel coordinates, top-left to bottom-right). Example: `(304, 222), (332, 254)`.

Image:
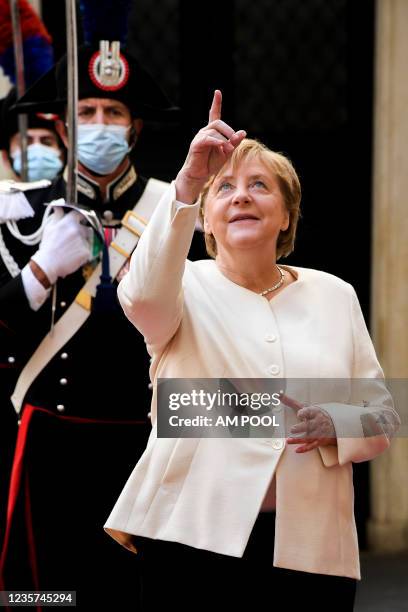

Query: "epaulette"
(0, 179), (50, 223)
(0, 179), (51, 277)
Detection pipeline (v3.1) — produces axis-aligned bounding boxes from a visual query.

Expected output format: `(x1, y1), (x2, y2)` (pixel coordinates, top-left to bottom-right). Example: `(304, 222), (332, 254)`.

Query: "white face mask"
(12, 143), (63, 182)
(77, 124), (131, 175)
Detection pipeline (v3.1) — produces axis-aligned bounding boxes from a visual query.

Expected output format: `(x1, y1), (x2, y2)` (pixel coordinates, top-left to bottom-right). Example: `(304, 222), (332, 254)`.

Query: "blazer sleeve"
(117, 181), (200, 353)
(317, 285), (401, 468)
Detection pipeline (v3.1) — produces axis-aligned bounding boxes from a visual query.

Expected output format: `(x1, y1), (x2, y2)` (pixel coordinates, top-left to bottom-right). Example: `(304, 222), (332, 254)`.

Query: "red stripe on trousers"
(0, 403), (147, 611)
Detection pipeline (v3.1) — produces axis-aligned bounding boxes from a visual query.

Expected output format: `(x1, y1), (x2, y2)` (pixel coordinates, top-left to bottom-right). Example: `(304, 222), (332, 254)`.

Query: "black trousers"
(137, 511), (357, 612)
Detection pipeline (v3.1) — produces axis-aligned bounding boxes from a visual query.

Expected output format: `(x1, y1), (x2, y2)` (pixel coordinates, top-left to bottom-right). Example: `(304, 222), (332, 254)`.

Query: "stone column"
(368, 0), (408, 552)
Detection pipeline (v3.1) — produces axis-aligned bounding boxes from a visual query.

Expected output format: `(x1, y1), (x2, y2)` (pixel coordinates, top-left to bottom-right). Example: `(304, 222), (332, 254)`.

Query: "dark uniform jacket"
(0, 163), (207, 419)
(0, 163), (207, 607)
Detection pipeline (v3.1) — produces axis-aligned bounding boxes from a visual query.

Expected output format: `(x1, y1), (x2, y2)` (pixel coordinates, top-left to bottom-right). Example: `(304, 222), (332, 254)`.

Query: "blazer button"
(271, 438), (284, 450)
(103, 210), (114, 222)
(59, 378), (68, 385)
(57, 404), (65, 412)
(267, 364), (280, 376)
(265, 334), (277, 343)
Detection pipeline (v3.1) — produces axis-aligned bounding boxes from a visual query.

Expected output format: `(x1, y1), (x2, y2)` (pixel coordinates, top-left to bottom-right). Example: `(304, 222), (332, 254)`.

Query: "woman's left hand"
(281, 393), (337, 453)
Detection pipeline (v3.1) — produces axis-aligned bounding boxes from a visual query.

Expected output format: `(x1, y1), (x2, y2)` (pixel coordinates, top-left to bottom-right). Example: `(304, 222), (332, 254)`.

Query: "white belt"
(11, 178), (169, 415)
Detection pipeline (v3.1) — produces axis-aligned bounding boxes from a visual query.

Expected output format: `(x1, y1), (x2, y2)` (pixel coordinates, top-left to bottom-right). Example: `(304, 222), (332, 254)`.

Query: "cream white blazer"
(104, 182), (400, 579)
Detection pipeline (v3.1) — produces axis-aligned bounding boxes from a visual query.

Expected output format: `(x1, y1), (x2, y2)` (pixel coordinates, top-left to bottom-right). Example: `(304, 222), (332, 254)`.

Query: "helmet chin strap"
(127, 125), (138, 151)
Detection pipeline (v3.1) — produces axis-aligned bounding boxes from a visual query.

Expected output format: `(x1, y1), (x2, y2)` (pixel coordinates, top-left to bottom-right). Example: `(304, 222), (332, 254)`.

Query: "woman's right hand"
(175, 90), (246, 204)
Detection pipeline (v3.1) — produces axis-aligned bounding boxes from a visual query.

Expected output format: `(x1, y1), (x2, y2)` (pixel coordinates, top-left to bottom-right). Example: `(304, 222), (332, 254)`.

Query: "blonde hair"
(198, 138), (301, 260)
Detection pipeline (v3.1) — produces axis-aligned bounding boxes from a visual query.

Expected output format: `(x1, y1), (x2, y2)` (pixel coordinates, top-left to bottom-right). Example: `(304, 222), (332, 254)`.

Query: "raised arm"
(117, 90), (246, 352)
(175, 90), (246, 203)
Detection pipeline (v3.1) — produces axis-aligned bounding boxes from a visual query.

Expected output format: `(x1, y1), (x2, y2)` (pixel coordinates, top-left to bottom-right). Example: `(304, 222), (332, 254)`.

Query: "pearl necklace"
(258, 266), (285, 296)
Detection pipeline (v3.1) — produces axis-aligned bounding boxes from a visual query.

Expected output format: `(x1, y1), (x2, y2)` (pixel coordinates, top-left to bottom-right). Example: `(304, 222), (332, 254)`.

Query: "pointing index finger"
(209, 89), (222, 123)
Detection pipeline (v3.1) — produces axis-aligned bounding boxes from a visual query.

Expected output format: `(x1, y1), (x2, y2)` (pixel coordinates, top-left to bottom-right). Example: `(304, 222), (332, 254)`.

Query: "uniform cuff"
(21, 263), (51, 311)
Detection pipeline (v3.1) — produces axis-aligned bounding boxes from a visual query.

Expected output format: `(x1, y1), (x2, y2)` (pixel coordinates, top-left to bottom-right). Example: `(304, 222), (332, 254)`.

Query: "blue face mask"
(77, 124), (131, 175)
(12, 143), (63, 182)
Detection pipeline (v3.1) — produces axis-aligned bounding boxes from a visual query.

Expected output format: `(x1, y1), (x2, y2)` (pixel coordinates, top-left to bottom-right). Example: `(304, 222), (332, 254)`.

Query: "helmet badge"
(88, 41), (130, 91)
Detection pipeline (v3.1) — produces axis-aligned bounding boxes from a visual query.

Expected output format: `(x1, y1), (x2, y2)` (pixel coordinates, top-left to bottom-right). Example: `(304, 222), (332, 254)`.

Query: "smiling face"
(203, 158), (290, 256)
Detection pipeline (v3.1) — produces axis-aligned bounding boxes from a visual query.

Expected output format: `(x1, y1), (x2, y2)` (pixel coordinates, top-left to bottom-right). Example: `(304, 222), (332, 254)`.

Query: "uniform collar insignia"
(109, 164), (137, 201)
(63, 163), (137, 202)
(63, 166), (98, 200)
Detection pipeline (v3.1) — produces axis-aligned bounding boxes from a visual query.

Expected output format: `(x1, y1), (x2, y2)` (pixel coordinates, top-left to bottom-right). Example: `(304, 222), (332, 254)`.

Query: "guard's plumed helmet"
(0, 87), (62, 151)
(13, 41), (178, 121)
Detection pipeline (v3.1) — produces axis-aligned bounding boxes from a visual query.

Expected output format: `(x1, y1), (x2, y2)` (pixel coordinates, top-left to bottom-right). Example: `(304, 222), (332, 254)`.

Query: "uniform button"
(60, 301), (67, 308)
(59, 378), (68, 385)
(148, 382), (153, 390)
(57, 404), (65, 412)
(267, 365), (280, 376)
(271, 438), (284, 450)
(7, 356), (15, 363)
(60, 352), (69, 360)
(103, 210), (114, 222)
(147, 411), (152, 419)
(265, 334), (277, 343)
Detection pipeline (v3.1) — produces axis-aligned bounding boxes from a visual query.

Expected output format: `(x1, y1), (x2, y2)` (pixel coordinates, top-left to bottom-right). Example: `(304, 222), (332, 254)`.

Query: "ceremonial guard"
(0, 88), (65, 182)
(0, 2), (205, 607)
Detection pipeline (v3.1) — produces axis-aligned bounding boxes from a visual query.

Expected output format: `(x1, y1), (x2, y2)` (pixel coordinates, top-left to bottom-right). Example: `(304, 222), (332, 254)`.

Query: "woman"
(104, 91), (400, 610)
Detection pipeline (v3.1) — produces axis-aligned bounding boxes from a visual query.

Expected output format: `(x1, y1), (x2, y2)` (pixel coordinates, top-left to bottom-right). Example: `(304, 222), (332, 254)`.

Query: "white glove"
(31, 208), (92, 284)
